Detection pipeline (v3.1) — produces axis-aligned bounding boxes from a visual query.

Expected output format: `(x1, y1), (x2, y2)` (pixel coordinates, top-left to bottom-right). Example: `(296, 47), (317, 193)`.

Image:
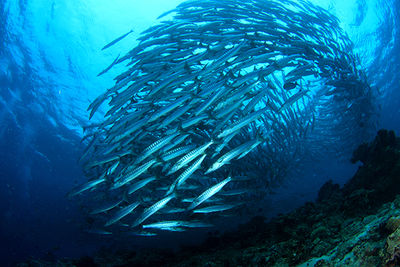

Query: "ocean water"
(0, 0), (399, 265)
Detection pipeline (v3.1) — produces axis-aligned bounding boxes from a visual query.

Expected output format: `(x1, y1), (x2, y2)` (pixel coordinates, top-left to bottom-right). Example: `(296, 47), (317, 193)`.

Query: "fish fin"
(157, 9), (175, 19)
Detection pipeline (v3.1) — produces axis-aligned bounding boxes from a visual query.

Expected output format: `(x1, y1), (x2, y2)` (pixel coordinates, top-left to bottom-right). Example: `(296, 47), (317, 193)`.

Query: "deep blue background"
(0, 0), (399, 265)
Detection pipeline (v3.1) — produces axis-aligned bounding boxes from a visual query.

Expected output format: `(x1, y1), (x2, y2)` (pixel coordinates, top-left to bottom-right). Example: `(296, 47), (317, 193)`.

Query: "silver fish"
(166, 154), (206, 195)
(142, 220), (212, 230)
(79, 0), (373, 237)
(113, 159), (157, 189)
(127, 177), (156, 195)
(132, 194), (175, 227)
(217, 107), (269, 139)
(134, 132), (179, 164)
(97, 54), (120, 76)
(68, 177), (106, 197)
(206, 139), (261, 174)
(101, 29), (133, 51)
(105, 202), (140, 227)
(193, 204), (237, 213)
(90, 199), (123, 215)
(167, 141), (213, 175)
(188, 177), (232, 210)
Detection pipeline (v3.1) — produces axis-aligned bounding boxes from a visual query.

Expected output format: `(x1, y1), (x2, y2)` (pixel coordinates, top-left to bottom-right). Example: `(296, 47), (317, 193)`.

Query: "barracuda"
(128, 177), (156, 195)
(193, 204), (237, 213)
(206, 139), (262, 174)
(167, 154), (207, 195)
(90, 199), (123, 215)
(105, 201), (140, 227)
(68, 177), (106, 197)
(132, 194), (175, 228)
(142, 220), (212, 230)
(113, 159), (157, 189)
(167, 141), (213, 175)
(188, 177), (232, 210)
(217, 107), (269, 139)
(134, 132), (179, 164)
(78, 0), (374, 236)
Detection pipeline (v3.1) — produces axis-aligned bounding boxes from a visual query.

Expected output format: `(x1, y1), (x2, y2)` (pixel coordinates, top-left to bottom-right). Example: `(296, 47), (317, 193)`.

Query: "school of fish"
(74, 0), (376, 236)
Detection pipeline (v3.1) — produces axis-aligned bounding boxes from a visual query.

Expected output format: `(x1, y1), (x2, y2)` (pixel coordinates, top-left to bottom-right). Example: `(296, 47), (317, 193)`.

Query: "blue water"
(0, 0), (399, 265)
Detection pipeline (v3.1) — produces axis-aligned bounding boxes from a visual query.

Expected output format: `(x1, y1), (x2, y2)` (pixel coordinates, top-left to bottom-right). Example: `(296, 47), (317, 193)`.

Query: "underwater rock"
(344, 129), (400, 207)
(386, 216), (400, 233)
(73, 256), (97, 267)
(386, 230), (400, 263)
(316, 179), (341, 203)
(350, 142), (370, 164)
(386, 246), (400, 267)
(385, 217), (400, 266)
(351, 129), (397, 164)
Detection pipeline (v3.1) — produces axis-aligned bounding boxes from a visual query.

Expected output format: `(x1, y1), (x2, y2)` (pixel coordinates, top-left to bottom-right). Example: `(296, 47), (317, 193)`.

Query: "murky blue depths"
(0, 0), (399, 264)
